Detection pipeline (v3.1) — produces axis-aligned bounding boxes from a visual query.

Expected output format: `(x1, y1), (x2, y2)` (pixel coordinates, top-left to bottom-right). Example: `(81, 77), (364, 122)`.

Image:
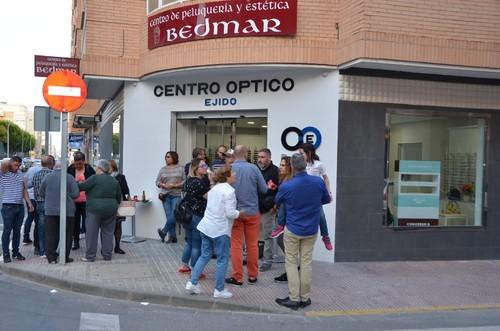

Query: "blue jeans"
(181, 214), (202, 268)
(36, 203), (46, 256)
(1, 204), (25, 256)
(23, 199), (37, 240)
(319, 208), (329, 237)
(161, 194), (180, 237)
(191, 233), (230, 291)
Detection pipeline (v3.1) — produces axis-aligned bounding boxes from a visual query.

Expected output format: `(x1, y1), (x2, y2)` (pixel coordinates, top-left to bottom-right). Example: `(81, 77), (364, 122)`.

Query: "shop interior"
(386, 111), (487, 227)
(174, 112), (268, 164)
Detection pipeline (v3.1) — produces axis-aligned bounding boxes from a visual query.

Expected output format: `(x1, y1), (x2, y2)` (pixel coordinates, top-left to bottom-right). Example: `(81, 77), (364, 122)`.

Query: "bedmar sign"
(148, 0), (297, 49)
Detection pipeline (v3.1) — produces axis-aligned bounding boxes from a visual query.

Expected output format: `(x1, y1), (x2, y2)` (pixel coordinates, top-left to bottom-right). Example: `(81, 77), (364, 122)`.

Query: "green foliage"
(0, 120), (36, 155)
(112, 133), (120, 156)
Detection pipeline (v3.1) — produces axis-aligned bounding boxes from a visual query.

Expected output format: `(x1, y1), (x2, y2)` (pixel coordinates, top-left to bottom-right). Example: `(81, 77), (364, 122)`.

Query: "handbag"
(158, 192), (167, 202)
(174, 198), (193, 225)
(117, 200), (136, 217)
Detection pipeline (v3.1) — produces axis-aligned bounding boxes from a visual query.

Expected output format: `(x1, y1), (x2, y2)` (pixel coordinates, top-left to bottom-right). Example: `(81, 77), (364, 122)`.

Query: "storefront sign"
(34, 55), (80, 77)
(148, 0), (297, 48)
(68, 134), (84, 149)
(154, 78), (294, 97)
(281, 126), (322, 151)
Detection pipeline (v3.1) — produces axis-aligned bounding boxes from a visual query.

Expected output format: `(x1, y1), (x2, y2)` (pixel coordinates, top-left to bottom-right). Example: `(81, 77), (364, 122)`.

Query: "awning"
(83, 75), (138, 99)
(339, 59), (500, 83)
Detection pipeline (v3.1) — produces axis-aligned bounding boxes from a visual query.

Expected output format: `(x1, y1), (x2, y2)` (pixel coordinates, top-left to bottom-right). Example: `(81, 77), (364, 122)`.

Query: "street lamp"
(6, 121), (11, 157)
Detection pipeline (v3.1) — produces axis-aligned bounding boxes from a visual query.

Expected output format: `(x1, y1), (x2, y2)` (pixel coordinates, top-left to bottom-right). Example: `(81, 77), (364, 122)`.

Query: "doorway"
(174, 112), (268, 164)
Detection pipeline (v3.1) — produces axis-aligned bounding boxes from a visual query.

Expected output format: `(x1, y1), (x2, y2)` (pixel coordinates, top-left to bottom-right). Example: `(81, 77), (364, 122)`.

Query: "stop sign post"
(42, 70), (87, 264)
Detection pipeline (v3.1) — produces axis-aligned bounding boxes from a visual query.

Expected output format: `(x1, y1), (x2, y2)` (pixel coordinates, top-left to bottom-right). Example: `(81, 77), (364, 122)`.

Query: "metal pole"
(6, 121), (10, 157)
(59, 112), (68, 264)
(45, 108), (50, 155)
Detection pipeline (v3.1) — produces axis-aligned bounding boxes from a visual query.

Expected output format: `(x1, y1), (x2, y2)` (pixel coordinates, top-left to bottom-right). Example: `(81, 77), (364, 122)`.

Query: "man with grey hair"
(79, 159), (122, 262)
(40, 161), (80, 263)
(274, 153), (331, 310)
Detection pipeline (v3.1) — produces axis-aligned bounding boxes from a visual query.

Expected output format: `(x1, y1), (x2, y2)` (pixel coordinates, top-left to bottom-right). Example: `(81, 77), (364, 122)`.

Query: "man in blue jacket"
(274, 153), (331, 310)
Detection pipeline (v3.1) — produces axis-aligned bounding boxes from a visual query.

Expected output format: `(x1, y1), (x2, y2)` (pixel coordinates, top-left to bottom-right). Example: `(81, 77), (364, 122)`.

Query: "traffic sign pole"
(60, 112), (68, 264)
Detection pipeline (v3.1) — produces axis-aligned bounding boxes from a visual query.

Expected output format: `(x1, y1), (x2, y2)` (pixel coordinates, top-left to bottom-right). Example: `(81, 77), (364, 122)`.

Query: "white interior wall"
(122, 68), (339, 263)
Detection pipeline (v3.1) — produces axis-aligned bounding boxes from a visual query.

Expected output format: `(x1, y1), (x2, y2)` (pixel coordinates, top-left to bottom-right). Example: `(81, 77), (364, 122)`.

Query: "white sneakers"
(185, 281), (201, 294)
(213, 288), (233, 299)
(185, 281), (232, 299)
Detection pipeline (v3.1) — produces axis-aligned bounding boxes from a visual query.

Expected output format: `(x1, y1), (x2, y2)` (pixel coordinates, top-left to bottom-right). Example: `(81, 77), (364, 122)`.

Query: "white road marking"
(79, 312), (120, 331)
(390, 327), (500, 331)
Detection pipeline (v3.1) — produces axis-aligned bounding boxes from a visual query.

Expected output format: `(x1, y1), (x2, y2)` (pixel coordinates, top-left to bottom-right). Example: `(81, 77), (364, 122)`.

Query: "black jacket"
(67, 163), (95, 180)
(258, 162), (279, 213)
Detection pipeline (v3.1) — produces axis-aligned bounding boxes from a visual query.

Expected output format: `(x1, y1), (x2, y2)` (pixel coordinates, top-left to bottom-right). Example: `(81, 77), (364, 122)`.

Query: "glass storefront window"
(384, 110), (488, 228)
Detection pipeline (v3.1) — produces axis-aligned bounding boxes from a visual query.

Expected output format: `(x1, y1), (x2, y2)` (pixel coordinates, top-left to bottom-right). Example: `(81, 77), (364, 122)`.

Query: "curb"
(0, 263), (295, 315)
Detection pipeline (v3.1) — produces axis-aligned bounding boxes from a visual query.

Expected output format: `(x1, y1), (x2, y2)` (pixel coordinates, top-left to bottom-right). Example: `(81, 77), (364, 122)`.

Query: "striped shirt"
(0, 171), (25, 204)
(33, 168), (53, 202)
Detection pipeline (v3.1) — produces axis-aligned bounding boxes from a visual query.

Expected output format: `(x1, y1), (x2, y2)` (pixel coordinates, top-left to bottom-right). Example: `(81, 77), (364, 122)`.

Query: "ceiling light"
(261, 125), (267, 128)
(247, 121), (255, 125)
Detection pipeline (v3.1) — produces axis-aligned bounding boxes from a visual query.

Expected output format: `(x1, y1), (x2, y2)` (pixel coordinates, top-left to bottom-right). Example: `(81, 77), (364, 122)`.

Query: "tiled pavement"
(1, 237), (500, 315)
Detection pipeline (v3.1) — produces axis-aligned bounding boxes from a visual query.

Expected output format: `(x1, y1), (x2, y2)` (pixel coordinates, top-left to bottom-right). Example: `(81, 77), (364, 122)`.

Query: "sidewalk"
(1, 237), (500, 316)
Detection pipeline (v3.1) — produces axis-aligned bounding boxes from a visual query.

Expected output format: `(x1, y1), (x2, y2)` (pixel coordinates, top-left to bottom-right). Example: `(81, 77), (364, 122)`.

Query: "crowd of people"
(157, 143), (332, 309)
(0, 152), (126, 264)
(0, 142), (332, 310)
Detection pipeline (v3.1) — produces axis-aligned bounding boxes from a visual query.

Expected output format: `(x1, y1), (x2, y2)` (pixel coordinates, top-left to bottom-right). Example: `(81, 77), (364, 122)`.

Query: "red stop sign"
(42, 70), (87, 112)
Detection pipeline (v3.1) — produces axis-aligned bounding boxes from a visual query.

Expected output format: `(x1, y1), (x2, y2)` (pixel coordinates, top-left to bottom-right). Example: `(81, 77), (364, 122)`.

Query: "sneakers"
(13, 253), (25, 261)
(178, 265), (191, 273)
(322, 235), (333, 251)
(225, 277), (243, 286)
(213, 288), (233, 299)
(185, 281), (201, 294)
(81, 257), (95, 262)
(3, 255), (11, 263)
(157, 228), (166, 242)
(165, 235), (177, 243)
(22, 238), (33, 245)
(271, 225), (285, 238)
(274, 272), (288, 282)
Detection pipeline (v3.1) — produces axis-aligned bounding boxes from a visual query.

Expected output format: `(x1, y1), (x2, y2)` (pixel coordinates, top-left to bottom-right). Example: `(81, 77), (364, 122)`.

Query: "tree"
(112, 133), (120, 156)
(0, 120), (36, 156)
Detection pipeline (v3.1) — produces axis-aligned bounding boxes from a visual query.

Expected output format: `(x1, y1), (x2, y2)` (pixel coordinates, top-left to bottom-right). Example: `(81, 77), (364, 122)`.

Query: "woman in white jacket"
(185, 166), (244, 299)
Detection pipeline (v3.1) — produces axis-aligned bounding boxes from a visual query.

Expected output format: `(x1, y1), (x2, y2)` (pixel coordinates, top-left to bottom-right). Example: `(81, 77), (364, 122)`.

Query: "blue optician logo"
(281, 126), (322, 151)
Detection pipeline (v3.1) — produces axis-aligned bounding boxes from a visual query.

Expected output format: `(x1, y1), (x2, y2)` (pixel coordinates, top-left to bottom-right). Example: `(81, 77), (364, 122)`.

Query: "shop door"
(176, 116), (267, 164)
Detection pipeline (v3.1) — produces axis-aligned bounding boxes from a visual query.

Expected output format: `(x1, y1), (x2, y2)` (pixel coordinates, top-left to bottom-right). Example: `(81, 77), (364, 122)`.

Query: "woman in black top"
(178, 159), (210, 274)
(109, 160), (130, 254)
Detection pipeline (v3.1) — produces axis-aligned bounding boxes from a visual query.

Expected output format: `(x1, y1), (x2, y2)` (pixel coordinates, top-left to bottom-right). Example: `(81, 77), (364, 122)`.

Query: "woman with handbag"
(109, 160), (130, 254)
(156, 151), (185, 243)
(178, 159), (210, 275)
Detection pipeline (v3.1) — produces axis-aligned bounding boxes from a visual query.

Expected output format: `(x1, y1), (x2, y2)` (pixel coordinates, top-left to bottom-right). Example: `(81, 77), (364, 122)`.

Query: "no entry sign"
(42, 70), (87, 112)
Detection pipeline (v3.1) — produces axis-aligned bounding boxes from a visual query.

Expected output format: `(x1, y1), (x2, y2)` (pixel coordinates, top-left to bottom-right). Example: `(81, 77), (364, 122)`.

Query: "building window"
(148, 0), (192, 14)
(384, 110), (489, 228)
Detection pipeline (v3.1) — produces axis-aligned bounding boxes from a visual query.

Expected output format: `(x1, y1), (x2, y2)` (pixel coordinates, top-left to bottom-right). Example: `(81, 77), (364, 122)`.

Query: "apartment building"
(70, 0), (500, 262)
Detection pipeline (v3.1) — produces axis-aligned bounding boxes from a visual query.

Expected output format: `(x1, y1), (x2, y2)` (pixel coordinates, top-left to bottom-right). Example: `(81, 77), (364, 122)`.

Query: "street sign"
(34, 55), (80, 77)
(34, 106), (60, 132)
(42, 70), (87, 112)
